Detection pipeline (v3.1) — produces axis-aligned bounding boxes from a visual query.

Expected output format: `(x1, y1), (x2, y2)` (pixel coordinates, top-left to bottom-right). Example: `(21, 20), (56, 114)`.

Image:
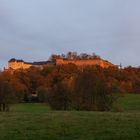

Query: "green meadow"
(0, 94), (140, 140)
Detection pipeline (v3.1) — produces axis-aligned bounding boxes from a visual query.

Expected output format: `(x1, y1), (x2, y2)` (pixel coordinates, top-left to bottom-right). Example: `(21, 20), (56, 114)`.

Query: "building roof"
(8, 58), (24, 62)
(32, 61), (52, 65)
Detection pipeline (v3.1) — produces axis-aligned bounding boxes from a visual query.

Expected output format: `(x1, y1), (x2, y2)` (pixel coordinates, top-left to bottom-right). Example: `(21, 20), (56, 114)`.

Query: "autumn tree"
(73, 67), (115, 111)
(48, 81), (72, 110)
(0, 72), (15, 111)
(37, 87), (49, 103)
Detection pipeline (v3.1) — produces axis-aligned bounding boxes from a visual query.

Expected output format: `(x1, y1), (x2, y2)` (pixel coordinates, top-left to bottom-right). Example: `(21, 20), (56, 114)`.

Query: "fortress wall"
(22, 63), (32, 69)
(55, 59), (114, 68)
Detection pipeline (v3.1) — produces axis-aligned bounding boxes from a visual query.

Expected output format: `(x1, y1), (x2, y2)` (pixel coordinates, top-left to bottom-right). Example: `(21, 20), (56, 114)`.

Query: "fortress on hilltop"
(8, 57), (116, 70)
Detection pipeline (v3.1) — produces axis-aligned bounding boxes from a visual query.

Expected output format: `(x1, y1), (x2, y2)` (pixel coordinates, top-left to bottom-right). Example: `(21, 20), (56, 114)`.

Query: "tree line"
(49, 52), (101, 61)
(0, 63), (140, 111)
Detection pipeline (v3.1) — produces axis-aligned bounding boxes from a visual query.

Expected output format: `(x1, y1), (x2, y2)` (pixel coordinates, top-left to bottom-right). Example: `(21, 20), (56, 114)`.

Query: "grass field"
(0, 94), (140, 140)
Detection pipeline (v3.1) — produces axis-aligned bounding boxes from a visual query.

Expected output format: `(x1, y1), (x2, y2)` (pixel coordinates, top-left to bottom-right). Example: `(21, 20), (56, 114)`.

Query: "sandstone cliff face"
(55, 58), (115, 68)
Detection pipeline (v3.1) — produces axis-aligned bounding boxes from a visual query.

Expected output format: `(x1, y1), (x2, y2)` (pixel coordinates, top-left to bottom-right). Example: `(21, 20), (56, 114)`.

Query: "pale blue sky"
(0, 0), (140, 69)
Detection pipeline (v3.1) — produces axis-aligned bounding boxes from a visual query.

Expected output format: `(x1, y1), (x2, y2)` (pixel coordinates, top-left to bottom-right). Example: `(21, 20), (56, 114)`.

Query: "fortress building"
(8, 57), (116, 70)
(8, 58), (52, 70)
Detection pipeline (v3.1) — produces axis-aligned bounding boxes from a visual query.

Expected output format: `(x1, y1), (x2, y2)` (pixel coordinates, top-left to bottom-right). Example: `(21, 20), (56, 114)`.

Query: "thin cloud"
(0, 0), (140, 68)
